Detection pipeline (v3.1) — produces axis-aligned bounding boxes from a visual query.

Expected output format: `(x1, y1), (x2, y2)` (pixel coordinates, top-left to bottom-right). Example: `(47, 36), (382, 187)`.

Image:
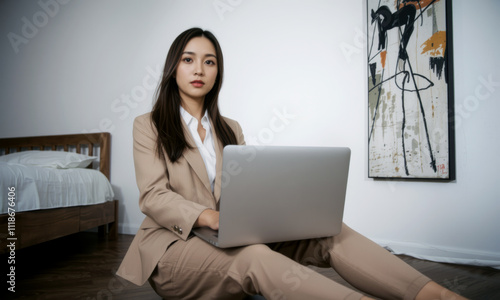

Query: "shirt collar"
(180, 106), (210, 128)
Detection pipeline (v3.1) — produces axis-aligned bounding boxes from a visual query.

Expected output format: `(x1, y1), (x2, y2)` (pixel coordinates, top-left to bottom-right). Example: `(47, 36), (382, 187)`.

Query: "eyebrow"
(182, 51), (217, 59)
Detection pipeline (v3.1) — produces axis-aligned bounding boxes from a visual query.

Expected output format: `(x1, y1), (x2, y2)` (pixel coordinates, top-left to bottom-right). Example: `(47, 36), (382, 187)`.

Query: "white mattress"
(0, 162), (114, 214)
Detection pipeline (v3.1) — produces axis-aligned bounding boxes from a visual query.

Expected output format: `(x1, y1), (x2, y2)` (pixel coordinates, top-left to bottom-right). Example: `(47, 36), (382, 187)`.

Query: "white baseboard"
(374, 239), (500, 270)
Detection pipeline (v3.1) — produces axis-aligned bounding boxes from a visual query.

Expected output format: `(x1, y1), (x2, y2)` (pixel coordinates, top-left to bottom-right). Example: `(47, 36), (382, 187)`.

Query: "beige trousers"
(149, 224), (431, 300)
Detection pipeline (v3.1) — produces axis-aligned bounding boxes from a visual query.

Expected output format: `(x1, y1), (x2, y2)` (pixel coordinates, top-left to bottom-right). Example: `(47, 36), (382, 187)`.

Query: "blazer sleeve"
(132, 115), (207, 241)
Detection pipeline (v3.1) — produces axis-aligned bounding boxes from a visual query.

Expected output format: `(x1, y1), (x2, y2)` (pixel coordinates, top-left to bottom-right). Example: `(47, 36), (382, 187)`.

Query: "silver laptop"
(192, 145), (351, 248)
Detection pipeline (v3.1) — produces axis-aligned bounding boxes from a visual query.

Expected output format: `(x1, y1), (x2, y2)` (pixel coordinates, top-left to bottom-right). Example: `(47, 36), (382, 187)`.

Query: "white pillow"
(0, 150), (97, 169)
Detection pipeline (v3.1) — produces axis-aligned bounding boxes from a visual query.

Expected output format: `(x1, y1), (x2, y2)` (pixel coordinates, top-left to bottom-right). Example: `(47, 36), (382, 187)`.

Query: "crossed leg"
(149, 223), (466, 300)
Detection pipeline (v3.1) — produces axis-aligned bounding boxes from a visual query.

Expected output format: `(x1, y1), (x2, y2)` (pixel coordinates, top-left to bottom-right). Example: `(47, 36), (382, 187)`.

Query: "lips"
(190, 80), (205, 88)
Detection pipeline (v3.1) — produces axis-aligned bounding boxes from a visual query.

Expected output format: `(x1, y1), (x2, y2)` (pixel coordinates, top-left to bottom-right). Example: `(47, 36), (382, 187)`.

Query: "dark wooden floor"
(1, 232), (499, 300)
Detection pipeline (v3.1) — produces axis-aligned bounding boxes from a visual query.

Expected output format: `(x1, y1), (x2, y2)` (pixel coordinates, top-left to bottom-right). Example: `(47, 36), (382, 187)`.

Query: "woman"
(117, 27), (466, 300)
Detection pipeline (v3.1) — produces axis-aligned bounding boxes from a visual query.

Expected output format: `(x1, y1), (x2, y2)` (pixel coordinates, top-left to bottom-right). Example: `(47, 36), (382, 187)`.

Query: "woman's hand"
(194, 209), (219, 230)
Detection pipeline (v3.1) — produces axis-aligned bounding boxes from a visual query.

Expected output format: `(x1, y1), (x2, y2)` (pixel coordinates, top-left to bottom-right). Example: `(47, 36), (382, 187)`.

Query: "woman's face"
(175, 36), (218, 104)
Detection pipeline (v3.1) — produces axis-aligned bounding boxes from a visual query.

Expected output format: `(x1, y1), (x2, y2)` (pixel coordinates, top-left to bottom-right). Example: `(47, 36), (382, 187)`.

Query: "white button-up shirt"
(180, 106), (217, 192)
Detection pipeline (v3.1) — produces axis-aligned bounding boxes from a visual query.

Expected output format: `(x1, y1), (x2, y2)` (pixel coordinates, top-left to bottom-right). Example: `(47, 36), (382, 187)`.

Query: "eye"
(182, 57), (193, 63)
(205, 60), (216, 65)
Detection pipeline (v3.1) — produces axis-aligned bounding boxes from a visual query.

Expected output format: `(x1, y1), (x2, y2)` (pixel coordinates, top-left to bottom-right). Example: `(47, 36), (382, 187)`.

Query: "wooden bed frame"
(0, 132), (118, 254)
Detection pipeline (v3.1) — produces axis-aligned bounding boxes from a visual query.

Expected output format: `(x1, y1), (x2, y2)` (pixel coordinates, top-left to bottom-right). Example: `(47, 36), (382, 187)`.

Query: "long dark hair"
(151, 28), (237, 163)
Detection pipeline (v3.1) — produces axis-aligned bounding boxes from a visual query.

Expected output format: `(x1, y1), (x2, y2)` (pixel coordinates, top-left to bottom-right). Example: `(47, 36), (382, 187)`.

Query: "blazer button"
(173, 225), (179, 232)
(178, 228), (183, 234)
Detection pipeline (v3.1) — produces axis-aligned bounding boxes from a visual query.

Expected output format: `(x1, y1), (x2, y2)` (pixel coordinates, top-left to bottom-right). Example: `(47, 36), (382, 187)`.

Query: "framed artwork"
(367, 0), (455, 180)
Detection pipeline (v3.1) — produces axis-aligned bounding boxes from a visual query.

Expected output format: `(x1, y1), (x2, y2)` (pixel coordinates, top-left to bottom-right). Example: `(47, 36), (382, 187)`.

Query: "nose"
(194, 61), (204, 76)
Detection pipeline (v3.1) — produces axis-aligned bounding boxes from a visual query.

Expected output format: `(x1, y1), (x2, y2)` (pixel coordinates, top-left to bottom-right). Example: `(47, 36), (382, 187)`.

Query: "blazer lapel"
(181, 118), (212, 195)
(212, 122), (223, 203)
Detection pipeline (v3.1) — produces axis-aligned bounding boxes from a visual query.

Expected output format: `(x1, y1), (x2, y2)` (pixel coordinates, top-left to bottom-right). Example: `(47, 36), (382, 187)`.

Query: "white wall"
(1, 0), (499, 267)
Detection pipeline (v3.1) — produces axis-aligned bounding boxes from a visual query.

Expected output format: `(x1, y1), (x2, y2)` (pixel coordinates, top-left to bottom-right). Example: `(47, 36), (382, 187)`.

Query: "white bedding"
(0, 161), (114, 214)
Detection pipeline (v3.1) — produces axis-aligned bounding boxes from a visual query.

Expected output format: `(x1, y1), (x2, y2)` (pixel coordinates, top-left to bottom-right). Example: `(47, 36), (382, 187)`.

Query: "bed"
(0, 132), (117, 254)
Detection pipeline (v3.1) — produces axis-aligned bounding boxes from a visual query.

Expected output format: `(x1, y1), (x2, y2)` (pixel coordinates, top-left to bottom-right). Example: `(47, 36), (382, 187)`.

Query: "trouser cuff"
(404, 275), (433, 300)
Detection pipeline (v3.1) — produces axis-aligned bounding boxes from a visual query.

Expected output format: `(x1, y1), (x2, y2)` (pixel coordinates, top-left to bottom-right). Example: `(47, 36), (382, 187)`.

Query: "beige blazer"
(116, 112), (245, 286)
